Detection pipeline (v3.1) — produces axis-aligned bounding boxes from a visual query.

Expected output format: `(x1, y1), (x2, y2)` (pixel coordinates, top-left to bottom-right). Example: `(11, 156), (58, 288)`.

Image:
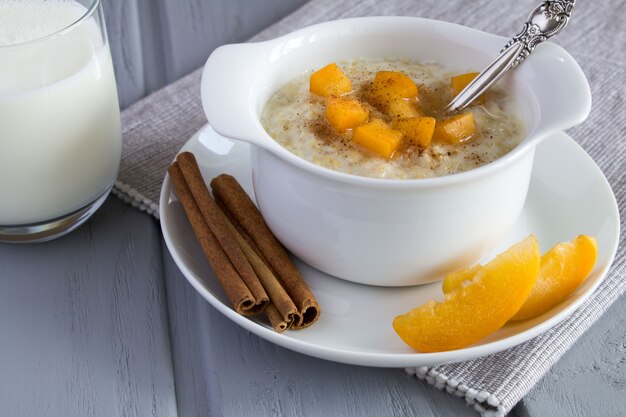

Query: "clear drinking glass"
(0, 0), (122, 242)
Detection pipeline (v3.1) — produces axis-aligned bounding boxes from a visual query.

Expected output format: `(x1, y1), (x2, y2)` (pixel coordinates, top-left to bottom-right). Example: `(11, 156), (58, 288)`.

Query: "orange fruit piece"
(433, 112), (476, 144)
(366, 71), (419, 109)
(325, 96), (369, 131)
(372, 71), (419, 99)
(450, 72), (485, 105)
(510, 235), (597, 321)
(393, 236), (540, 352)
(310, 63), (352, 97)
(442, 235), (599, 322)
(387, 98), (421, 120)
(441, 264), (480, 294)
(352, 119), (404, 159)
(393, 117), (436, 148)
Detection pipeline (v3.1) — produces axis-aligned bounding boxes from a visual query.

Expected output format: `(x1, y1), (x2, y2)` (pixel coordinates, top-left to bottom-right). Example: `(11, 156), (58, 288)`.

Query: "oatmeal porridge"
(261, 59), (524, 179)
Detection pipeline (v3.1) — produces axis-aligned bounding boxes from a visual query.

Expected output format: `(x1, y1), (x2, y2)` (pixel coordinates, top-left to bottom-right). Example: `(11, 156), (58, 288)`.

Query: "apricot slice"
(310, 63), (352, 97)
(451, 72), (484, 104)
(352, 119), (404, 159)
(393, 117), (436, 148)
(441, 265), (480, 294)
(393, 236), (540, 352)
(510, 235), (598, 321)
(433, 112), (476, 144)
(442, 235), (599, 322)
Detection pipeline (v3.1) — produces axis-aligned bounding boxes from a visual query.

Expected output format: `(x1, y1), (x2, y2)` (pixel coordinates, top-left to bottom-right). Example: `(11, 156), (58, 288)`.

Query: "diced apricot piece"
(451, 72), (479, 94)
(310, 63), (352, 97)
(325, 96), (369, 131)
(387, 98), (420, 120)
(451, 72), (484, 104)
(367, 71), (418, 108)
(510, 235), (598, 321)
(374, 71), (419, 98)
(352, 119), (404, 159)
(393, 236), (540, 352)
(433, 112), (476, 144)
(393, 117), (436, 148)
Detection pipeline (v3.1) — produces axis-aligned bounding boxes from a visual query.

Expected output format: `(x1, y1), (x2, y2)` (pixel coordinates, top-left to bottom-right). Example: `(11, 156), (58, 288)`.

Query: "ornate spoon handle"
(445, 0), (575, 114)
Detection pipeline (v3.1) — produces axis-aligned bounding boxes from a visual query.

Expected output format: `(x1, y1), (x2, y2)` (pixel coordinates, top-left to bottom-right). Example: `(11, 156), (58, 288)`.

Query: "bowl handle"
(526, 42), (592, 142)
(201, 43), (271, 147)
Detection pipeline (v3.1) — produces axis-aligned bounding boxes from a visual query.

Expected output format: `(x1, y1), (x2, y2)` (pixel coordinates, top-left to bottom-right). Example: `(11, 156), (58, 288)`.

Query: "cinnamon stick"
(176, 152), (269, 311)
(266, 303), (289, 333)
(211, 174), (320, 329)
(219, 207), (298, 327)
(168, 163), (264, 315)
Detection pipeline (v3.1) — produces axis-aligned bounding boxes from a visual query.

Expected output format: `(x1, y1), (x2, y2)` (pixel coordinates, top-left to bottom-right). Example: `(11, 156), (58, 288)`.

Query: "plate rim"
(159, 125), (620, 367)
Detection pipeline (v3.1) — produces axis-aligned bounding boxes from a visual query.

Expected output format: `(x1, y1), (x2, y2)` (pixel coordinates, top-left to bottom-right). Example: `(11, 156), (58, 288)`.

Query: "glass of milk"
(0, 0), (122, 242)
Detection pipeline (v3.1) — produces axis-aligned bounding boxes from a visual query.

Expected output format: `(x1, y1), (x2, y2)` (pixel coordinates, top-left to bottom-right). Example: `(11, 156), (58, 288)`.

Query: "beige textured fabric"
(115, 0), (626, 415)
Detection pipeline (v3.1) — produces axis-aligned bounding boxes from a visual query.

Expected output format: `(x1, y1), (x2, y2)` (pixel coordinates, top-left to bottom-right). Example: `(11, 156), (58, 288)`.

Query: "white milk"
(0, 0), (121, 225)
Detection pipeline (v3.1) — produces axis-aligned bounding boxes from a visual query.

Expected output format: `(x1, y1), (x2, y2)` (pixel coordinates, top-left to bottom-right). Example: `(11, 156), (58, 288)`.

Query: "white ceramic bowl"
(201, 17), (591, 286)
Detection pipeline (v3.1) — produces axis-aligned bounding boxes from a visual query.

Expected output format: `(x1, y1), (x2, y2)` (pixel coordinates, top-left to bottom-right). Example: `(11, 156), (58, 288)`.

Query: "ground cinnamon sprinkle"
(307, 115), (339, 147)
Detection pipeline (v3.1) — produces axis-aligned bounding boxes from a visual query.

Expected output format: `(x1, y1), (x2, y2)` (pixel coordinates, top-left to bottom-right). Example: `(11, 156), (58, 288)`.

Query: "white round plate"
(160, 125), (620, 367)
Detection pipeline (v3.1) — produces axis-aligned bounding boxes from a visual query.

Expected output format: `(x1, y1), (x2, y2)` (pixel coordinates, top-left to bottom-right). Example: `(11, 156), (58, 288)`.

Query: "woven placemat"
(113, 0), (625, 414)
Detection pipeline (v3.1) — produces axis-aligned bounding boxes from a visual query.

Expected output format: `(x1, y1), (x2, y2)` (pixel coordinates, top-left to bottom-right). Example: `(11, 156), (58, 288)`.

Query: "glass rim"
(0, 0), (101, 50)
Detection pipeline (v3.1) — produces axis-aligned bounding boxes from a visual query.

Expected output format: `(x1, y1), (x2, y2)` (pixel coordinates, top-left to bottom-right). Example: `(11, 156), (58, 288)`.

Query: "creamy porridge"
(261, 59), (524, 179)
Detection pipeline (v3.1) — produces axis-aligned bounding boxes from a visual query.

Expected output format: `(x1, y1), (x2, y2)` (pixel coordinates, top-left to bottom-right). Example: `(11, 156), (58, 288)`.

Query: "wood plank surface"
(517, 292), (626, 416)
(7, 195), (622, 417)
(0, 197), (177, 417)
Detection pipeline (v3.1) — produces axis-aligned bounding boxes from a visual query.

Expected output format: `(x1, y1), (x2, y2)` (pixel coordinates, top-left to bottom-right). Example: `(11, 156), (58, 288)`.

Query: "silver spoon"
(445, 0), (575, 113)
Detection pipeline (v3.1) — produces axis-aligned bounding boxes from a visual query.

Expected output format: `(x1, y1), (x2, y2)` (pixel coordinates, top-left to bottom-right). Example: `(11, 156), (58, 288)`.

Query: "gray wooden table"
(2, 197), (625, 417)
(1, 1), (625, 416)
